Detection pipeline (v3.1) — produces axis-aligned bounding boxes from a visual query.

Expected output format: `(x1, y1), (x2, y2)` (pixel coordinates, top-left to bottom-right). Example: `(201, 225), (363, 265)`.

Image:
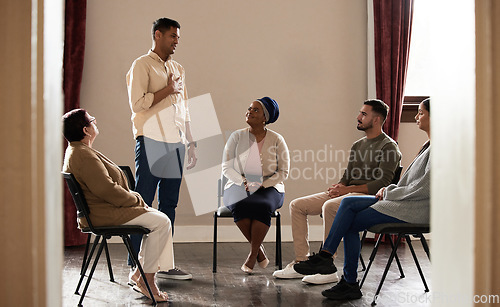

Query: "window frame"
(401, 96), (430, 122)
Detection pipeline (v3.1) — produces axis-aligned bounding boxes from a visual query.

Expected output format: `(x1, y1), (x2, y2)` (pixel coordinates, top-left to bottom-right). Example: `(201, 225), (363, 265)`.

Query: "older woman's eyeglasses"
(247, 107), (260, 113)
(89, 116), (96, 124)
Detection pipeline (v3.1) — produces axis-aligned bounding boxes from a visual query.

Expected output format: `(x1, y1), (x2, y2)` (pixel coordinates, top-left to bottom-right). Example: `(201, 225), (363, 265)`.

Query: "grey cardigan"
(371, 144), (431, 224)
(222, 128), (290, 193)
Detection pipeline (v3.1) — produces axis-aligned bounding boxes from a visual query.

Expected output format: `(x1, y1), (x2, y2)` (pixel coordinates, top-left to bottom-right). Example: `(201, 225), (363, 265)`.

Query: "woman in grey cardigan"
(294, 98), (431, 301)
(222, 97), (290, 274)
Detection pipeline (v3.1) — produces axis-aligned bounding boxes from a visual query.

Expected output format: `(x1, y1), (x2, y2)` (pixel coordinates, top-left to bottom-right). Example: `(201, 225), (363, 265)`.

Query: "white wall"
(429, 1), (475, 306)
(81, 0), (368, 240)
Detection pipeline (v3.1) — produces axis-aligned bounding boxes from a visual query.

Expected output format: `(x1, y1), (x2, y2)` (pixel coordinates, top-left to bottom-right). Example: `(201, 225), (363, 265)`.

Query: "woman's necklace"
(251, 127), (267, 142)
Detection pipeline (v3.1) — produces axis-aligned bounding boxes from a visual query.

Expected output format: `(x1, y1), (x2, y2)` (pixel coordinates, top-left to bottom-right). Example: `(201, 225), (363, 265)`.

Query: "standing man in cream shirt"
(126, 17), (196, 280)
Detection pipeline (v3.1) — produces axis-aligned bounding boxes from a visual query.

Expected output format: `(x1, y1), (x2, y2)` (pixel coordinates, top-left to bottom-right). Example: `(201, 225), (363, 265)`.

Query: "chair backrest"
(217, 175), (228, 208)
(62, 172), (96, 231)
(392, 165), (403, 184)
(119, 165), (135, 191)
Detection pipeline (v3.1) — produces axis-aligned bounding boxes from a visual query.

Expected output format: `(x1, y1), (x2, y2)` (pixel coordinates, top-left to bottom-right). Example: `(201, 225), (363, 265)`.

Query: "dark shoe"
(321, 276), (362, 300)
(293, 253), (337, 275)
(157, 267), (192, 280)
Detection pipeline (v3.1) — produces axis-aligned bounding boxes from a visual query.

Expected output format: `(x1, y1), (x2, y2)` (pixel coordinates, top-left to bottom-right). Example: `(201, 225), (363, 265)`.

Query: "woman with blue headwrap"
(222, 97), (290, 273)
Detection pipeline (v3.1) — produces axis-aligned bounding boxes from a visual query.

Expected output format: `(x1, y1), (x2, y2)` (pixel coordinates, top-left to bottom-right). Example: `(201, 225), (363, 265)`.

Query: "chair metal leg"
(420, 235), (431, 261)
(80, 234), (91, 275)
(78, 237), (106, 307)
(359, 230), (368, 271)
(360, 234), (383, 288)
(213, 213), (218, 273)
(406, 235), (429, 292)
(76, 235), (101, 294)
(372, 234), (404, 305)
(359, 255), (366, 272)
(387, 234), (405, 278)
(276, 213), (282, 269)
(103, 239), (114, 282)
(123, 235), (157, 306)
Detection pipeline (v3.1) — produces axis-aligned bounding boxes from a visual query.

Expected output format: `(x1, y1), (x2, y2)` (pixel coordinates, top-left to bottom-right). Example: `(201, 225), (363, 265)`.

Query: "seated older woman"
(294, 98), (431, 301)
(62, 108), (172, 302)
(222, 97), (290, 273)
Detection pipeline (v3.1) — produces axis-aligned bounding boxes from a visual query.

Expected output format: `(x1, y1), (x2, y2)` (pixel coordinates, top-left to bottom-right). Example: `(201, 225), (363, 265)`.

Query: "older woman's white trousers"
(123, 209), (175, 273)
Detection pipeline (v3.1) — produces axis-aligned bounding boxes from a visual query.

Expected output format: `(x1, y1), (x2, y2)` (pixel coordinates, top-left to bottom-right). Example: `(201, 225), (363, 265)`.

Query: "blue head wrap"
(256, 97), (279, 124)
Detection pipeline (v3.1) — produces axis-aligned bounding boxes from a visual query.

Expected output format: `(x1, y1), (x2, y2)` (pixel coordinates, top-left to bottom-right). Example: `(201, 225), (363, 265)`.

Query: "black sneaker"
(293, 253), (337, 275)
(321, 276), (362, 300)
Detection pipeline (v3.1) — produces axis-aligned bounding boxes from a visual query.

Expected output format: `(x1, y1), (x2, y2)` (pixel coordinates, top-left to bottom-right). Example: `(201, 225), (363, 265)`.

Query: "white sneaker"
(301, 272), (339, 285)
(272, 261), (305, 279)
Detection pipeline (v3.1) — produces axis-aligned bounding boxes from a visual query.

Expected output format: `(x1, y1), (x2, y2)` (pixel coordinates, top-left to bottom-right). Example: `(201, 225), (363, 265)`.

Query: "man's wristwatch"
(187, 141), (197, 148)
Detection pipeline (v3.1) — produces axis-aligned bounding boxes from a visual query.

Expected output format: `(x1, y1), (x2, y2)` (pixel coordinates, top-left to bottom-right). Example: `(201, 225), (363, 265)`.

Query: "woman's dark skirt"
(223, 184), (284, 226)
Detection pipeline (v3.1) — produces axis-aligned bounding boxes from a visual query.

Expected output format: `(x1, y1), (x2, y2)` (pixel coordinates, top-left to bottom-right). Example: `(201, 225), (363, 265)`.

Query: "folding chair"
(63, 171), (158, 306)
(213, 175), (282, 273)
(78, 166), (135, 277)
(360, 223), (431, 305)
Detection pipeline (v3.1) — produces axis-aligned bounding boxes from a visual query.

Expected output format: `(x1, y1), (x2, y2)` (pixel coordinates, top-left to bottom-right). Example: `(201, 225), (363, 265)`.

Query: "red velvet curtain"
(63, 0), (87, 246)
(373, 0), (414, 141)
(371, 0), (414, 244)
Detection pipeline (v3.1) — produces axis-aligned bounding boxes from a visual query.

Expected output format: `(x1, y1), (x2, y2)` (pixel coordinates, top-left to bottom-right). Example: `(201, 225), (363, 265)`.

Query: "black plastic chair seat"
(216, 206), (280, 218)
(216, 206), (232, 217)
(80, 225), (151, 236)
(368, 223), (430, 235)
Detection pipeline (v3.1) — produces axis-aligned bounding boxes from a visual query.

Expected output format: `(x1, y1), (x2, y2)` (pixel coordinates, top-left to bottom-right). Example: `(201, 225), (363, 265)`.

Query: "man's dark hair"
(421, 98), (430, 114)
(152, 18), (181, 38)
(62, 108), (91, 142)
(364, 99), (390, 122)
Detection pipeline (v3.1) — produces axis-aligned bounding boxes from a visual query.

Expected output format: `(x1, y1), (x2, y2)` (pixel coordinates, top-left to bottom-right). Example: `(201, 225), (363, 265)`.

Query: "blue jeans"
(128, 136), (185, 266)
(322, 196), (406, 283)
